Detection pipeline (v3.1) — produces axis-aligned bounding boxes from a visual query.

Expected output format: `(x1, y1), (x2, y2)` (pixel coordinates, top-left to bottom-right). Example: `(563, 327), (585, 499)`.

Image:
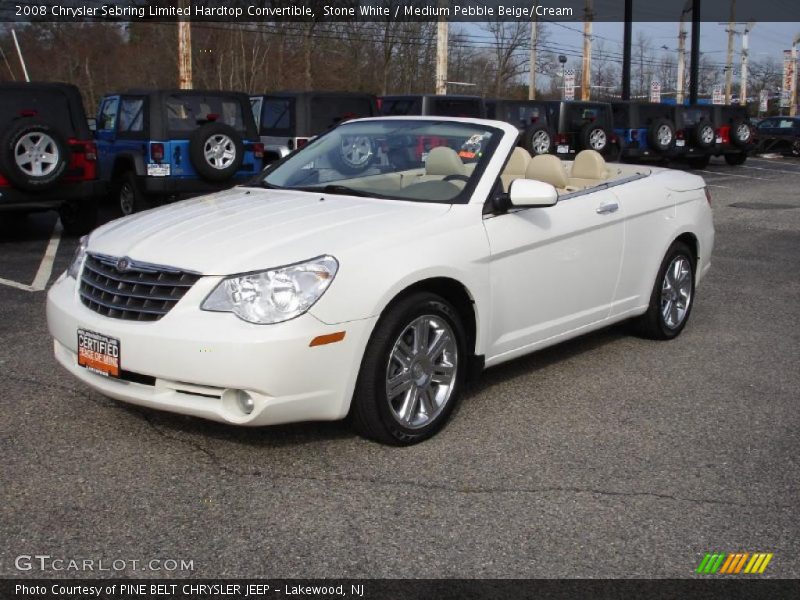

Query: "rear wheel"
(634, 241), (695, 340)
(0, 119), (69, 192)
(694, 120), (715, 149)
(648, 119), (675, 154)
(724, 153), (747, 166)
(522, 125), (553, 156)
(350, 292), (467, 445)
(580, 122), (609, 153)
(116, 172), (150, 216)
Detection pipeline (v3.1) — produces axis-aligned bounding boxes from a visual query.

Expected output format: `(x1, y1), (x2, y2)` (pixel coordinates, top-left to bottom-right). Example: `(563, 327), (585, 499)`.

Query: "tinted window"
(309, 96), (375, 132)
(683, 107), (711, 126)
(638, 104), (671, 124)
(381, 98), (422, 116)
(430, 98), (483, 117)
(0, 89), (76, 135)
(118, 98), (144, 133)
(565, 104), (610, 129)
(98, 97), (119, 132)
(164, 94), (246, 135)
(258, 98), (292, 134)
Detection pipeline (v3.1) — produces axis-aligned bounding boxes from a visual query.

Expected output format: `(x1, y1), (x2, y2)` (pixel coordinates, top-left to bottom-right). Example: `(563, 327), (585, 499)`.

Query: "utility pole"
(740, 23), (753, 107)
(581, 0), (593, 100)
(724, 0), (736, 104)
(622, 0), (632, 100)
(11, 29), (30, 82)
(676, 1), (691, 105)
(528, 16), (538, 100)
(178, 0), (192, 89)
(435, 1), (448, 95)
(689, 0), (701, 105)
(791, 34), (800, 117)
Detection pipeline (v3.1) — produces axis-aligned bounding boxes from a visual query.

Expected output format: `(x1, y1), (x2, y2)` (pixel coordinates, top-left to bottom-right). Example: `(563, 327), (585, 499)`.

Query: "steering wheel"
(443, 174), (470, 183)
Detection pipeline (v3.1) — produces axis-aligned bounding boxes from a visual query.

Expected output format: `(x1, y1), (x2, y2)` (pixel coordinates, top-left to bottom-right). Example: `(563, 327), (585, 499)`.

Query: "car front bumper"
(46, 272), (376, 427)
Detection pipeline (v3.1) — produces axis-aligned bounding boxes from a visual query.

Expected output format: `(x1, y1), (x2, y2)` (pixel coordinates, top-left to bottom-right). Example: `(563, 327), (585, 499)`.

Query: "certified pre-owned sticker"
(77, 329), (120, 378)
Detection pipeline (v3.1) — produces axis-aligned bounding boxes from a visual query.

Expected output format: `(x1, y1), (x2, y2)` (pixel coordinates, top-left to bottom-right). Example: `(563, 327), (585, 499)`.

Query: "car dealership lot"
(1, 156), (798, 579)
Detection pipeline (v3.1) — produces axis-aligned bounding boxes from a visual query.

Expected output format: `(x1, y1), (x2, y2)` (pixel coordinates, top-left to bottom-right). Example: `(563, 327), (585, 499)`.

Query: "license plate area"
(77, 329), (120, 378)
(557, 144), (570, 154)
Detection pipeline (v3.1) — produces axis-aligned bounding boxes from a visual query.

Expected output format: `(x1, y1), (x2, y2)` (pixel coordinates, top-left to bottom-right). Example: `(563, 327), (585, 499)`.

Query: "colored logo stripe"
(697, 552), (773, 574)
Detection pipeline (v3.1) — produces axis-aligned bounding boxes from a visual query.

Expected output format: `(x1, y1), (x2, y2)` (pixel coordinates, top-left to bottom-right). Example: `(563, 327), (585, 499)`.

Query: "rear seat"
(567, 150), (609, 189)
(525, 154), (575, 194)
(500, 147), (531, 191)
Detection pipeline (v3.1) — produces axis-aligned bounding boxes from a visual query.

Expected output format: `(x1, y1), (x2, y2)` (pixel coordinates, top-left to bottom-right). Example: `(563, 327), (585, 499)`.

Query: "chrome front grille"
(79, 253), (201, 322)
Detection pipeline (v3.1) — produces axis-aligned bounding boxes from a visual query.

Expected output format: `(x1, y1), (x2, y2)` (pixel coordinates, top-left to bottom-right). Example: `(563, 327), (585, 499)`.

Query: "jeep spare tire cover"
(0, 119), (69, 192)
(579, 122), (609, 152)
(189, 122), (244, 182)
(648, 118), (675, 153)
(731, 119), (752, 148)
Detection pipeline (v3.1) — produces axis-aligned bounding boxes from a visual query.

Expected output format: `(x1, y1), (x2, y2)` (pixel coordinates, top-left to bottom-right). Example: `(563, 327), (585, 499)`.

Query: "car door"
(95, 96), (119, 180)
(482, 188), (625, 361)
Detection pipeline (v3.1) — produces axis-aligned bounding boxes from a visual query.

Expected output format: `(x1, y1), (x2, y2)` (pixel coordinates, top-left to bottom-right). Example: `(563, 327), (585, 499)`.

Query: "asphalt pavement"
(1, 155), (798, 579)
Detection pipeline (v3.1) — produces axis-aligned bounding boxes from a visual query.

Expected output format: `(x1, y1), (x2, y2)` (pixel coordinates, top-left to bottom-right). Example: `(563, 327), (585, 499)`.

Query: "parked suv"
(486, 99), (559, 156)
(379, 95), (486, 118)
(675, 104), (718, 169)
(612, 101), (683, 162)
(754, 116), (800, 157)
(251, 91), (378, 165)
(0, 82), (103, 234)
(95, 89), (263, 215)
(711, 105), (754, 165)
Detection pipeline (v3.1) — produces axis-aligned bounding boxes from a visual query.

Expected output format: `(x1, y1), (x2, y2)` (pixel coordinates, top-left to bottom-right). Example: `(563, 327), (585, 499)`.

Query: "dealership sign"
(650, 80), (661, 103)
(564, 69), (575, 100)
(712, 85), (724, 105)
(781, 49), (795, 108)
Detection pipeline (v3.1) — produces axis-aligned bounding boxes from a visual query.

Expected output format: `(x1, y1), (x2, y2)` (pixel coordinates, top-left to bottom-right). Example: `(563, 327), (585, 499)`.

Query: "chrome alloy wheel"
(736, 123), (751, 143)
(531, 130), (551, 154)
(700, 125), (715, 145)
(341, 136), (372, 166)
(15, 132), (59, 177)
(385, 315), (458, 429)
(657, 124), (673, 146)
(589, 128), (607, 150)
(660, 256), (693, 329)
(203, 134), (236, 169)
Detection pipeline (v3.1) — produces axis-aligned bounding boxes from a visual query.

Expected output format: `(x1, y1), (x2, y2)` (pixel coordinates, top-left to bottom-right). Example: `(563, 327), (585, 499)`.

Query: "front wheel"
(634, 241), (696, 340)
(350, 292), (467, 445)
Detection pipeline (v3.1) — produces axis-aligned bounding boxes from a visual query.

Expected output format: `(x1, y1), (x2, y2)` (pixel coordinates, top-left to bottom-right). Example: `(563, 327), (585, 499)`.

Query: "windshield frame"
(254, 117), (506, 205)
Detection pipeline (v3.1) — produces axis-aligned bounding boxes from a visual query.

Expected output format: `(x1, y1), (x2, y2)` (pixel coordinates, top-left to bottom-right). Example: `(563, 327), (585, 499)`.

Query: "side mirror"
(508, 179), (558, 208)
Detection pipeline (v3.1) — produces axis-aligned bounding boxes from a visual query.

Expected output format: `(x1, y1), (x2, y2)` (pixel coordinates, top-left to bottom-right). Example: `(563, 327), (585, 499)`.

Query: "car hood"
(88, 187), (452, 275)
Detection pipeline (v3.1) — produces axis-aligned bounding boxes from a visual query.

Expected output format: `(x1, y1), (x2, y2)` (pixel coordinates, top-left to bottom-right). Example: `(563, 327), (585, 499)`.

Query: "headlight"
(66, 235), (89, 279)
(201, 256), (338, 324)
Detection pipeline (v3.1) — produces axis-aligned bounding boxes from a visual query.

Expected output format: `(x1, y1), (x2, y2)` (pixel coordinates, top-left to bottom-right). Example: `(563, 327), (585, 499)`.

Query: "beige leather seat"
(500, 147), (531, 191)
(425, 146), (465, 177)
(526, 154), (570, 192)
(568, 150), (608, 188)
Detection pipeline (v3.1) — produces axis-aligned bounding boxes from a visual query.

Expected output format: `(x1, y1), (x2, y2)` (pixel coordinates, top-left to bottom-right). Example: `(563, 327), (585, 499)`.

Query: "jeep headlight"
(201, 256), (338, 324)
(67, 235), (88, 279)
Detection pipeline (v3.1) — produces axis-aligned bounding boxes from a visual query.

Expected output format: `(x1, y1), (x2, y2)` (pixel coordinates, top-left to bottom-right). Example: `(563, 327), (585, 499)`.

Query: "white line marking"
(706, 184), (731, 189)
(737, 164), (800, 175)
(697, 169), (770, 181)
(0, 220), (63, 293)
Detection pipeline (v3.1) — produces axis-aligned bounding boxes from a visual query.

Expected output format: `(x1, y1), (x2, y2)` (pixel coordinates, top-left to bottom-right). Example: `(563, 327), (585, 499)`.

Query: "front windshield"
(262, 119), (502, 203)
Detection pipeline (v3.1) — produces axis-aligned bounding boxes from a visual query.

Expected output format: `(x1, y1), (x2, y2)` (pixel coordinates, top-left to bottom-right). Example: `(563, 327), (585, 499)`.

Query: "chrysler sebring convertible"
(47, 117), (714, 445)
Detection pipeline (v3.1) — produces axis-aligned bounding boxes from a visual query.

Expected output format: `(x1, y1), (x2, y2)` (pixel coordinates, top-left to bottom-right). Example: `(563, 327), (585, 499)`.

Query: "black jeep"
(0, 82), (104, 235)
(379, 95), (486, 118)
(611, 101), (682, 161)
(711, 104), (755, 165)
(251, 91), (378, 166)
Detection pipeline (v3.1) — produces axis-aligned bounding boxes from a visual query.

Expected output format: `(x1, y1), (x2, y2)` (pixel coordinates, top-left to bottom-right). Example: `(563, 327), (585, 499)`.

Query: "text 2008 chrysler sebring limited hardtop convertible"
(47, 117), (714, 445)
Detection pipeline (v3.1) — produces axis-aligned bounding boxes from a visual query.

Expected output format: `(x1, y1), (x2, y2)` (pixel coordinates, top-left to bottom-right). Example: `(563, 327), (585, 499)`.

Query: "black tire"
(693, 120), (716, 149)
(790, 140), (800, 157)
(350, 292), (468, 446)
(522, 124), (554, 156)
(634, 241), (696, 340)
(115, 172), (150, 216)
(648, 118), (676, 154)
(724, 153), (747, 166)
(686, 155), (710, 169)
(0, 119), (69, 192)
(189, 122), (244, 182)
(579, 122), (609, 153)
(330, 134), (374, 175)
(730, 120), (752, 148)
(58, 197), (98, 236)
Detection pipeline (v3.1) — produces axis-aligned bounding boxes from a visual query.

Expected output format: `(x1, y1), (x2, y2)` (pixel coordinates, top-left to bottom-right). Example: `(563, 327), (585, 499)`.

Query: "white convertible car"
(47, 117), (714, 445)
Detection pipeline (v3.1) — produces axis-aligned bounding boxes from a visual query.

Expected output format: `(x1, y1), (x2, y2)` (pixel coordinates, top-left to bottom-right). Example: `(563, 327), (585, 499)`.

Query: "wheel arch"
(111, 153), (145, 179)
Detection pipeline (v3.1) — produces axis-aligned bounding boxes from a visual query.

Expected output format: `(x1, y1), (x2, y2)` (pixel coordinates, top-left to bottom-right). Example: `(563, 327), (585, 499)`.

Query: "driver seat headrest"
(426, 146), (465, 176)
(571, 150), (608, 180)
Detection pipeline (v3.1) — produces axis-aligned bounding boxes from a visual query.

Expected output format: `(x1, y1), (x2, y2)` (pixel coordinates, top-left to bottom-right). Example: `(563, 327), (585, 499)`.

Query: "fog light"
(236, 391), (254, 415)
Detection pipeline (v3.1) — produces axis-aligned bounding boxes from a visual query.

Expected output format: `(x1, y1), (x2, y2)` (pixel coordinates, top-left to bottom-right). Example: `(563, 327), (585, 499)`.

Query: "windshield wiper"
(297, 184), (375, 198)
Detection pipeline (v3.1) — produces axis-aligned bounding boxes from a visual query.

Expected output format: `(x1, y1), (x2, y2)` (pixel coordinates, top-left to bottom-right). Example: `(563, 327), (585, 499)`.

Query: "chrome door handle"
(596, 201), (619, 214)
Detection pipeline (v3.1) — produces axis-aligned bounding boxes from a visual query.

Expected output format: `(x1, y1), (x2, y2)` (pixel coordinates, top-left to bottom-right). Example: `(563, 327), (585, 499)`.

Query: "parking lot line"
(737, 164), (800, 176)
(697, 169), (770, 181)
(0, 221), (62, 292)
